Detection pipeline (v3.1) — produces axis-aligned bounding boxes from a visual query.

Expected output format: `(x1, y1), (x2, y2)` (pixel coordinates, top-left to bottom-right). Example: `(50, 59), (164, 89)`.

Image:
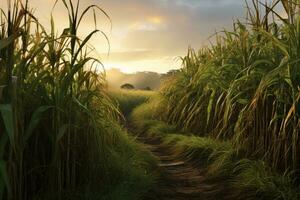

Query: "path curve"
(139, 136), (236, 200)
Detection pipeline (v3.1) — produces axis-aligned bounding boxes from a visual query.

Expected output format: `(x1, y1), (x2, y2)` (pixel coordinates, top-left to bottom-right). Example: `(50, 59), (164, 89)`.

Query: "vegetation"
(127, 0), (300, 199)
(2, 0), (300, 199)
(142, 86), (152, 91)
(131, 100), (300, 199)
(156, 0), (300, 173)
(106, 68), (172, 91)
(109, 89), (154, 118)
(0, 0), (156, 199)
(121, 83), (135, 90)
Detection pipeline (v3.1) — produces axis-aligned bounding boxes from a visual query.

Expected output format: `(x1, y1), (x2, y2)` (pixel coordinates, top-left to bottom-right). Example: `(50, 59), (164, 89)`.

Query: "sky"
(1, 0), (246, 73)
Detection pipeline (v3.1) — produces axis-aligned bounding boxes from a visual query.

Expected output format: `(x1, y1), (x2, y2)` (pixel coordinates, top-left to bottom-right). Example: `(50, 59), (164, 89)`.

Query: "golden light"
(148, 16), (163, 24)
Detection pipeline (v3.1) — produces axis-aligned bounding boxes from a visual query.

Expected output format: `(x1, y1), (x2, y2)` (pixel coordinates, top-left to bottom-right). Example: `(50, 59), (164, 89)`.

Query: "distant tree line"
(106, 68), (180, 90)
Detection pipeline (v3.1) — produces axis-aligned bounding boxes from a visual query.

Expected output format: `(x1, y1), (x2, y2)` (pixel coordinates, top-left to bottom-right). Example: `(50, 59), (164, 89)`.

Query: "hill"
(106, 68), (179, 90)
(106, 68), (163, 90)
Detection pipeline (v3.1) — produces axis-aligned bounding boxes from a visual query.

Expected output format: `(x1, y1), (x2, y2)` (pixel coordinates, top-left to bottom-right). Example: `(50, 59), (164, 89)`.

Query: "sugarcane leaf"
(25, 106), (52, 142)
(0, 134), (7, 160)
(0, 104), (14, 143)
(0, 161), (8, 188)
(0, 35), (17, 50)
(56, 124), (70, 143)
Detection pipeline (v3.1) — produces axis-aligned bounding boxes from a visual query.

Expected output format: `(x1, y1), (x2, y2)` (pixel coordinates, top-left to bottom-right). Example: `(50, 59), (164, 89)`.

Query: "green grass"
(99, 132), (158, 200)
(131, 99), (300, 200)
(2, 0), (300, 199)
(0, 1), (157, 199)
(68, 124), (158, 200)
(154, 0), (300, 173)
(109, 89), (155, 118)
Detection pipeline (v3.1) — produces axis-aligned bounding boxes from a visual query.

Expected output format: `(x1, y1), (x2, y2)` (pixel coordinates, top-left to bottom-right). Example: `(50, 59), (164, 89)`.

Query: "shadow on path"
(137, 136), (237, 200)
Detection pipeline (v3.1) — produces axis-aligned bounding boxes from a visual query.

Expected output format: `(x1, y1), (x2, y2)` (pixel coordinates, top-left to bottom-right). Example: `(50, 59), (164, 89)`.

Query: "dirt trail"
(139, 137), (236, 200)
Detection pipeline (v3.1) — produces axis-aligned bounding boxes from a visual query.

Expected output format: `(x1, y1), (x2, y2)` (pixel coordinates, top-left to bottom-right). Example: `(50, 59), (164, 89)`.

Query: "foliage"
(157, 0), (300, 173)
(131, 100), (300, 200)
(109, 89), (155, 118)
(121, 83), (135, 90)
(106, 68), (162, 90)
(0, 0), (155, 199)
(142, 86), (152, 91)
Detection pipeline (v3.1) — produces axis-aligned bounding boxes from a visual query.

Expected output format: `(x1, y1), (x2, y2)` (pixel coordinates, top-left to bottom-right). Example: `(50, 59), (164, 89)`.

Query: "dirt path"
(139, 136), (235, 200)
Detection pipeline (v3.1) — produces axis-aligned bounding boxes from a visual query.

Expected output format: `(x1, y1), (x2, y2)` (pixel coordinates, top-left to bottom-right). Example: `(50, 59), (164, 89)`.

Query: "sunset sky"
(1, 0), (246, 73)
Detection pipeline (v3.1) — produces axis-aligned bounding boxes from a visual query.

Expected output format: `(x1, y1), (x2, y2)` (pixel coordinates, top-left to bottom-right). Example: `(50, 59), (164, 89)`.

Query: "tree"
(142, 86), (152, 91)
(121, 83), (135, 90)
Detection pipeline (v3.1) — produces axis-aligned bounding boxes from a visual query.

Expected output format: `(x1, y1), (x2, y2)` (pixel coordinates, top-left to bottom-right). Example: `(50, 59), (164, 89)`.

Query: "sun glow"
(148, 16), (163, 24)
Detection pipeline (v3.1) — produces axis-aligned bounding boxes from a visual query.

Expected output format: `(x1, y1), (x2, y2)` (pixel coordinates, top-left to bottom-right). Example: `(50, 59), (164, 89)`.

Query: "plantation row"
(2, 0), (300, 199)
(0, 1), (155, 200)
(157, 0), (300, 173)
(123, 1), (300, 199)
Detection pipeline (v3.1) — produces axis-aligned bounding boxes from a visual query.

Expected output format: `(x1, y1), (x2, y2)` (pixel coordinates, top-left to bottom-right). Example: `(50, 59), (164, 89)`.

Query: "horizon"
(1, 1), (299, 199)
(106, 67), (175, 74)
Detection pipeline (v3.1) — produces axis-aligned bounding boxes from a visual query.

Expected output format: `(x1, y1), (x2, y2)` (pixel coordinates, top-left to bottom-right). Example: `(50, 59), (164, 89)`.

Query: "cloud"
(102, 50), (160, 62)
(0, 0), (245, 72)
(112, 0), (244, 55)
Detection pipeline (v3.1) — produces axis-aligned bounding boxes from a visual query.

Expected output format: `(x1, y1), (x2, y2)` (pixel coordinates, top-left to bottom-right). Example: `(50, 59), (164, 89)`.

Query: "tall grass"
(0, 0), (155, 199)
(109, 89), (155, 118)
(131, 100), (300, 199)
(158, 0), (300, 174)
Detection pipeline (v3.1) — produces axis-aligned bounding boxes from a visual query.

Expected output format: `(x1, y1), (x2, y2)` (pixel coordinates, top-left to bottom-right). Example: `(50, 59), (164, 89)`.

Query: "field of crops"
(160, 0), (300, 172)
(130, 0), (300, 199)
(2, 0), (300, 199)
(0, 1), (156, 199)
